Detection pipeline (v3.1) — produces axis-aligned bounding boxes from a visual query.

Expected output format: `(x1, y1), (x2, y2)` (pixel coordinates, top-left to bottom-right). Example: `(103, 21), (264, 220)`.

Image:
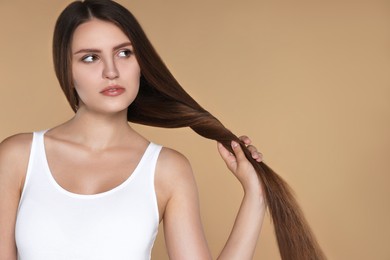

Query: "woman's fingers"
(217, 135), (263, 175)
(238, 136), (263, 162)
(239, 135), (251, 145)
(218, 140), (263, 190)
(247, 145), (263, 162)
(217, 142), (237, 173)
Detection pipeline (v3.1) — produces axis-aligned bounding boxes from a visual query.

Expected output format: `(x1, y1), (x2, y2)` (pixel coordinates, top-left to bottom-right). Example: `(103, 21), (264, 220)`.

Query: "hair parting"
(53, 0), (326, 259)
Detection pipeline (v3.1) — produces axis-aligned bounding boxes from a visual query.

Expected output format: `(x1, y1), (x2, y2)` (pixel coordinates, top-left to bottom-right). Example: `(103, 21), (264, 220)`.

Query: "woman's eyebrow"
(73, 42), (132, 55)
(113, 42), (132, 51)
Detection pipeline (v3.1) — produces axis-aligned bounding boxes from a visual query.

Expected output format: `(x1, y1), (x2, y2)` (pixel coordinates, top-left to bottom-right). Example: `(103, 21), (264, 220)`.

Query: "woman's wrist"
(242, 180), (265, 206)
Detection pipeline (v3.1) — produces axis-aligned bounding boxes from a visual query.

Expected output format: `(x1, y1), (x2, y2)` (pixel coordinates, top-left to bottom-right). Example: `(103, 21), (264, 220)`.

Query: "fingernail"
(231, 141), (239, 148)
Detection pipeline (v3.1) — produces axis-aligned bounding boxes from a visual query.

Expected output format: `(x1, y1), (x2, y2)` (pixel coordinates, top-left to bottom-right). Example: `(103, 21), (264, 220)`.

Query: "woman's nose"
(102, 60), (119, 80)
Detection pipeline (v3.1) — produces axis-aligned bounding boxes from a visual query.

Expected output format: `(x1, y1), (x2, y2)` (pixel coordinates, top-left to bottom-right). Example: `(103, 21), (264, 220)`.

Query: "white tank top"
(15, 130), (161, 260)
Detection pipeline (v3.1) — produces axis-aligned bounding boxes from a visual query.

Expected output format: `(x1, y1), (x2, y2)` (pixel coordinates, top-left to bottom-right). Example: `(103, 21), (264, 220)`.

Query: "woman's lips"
(100, 86), (125, 96)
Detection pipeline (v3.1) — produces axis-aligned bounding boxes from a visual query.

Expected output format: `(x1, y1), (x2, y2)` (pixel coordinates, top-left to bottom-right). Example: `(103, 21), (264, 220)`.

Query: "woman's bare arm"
(216, 137), (265, 260)
(156, 148), (212, 260)
(0, 134), (32, 260)
(159, 137), (265, 260)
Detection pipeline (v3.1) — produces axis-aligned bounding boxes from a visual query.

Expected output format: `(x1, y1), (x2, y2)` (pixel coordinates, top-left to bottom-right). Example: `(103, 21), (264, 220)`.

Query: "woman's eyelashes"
(81, 54), (99, 63)
(80, 49), (133, 63)
(117, 49), (133, 58)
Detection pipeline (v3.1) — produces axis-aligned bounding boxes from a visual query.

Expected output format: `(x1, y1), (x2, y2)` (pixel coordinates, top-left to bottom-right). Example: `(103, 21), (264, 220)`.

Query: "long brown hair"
(53, 0), (326, 259)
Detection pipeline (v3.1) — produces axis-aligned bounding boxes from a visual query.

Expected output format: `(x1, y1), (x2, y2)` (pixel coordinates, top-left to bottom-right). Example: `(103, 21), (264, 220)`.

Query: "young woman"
(0, 0), (325, 259)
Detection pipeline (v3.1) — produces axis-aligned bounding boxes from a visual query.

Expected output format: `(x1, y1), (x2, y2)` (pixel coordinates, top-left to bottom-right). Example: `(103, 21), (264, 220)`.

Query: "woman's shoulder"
(0, 133), (33, 184)
(155, 146), (199, 219)
(0, 133), (34, 169)
(0, 133), (33, 156)
(157, 146), (192, 174)
(155, 146), (196, 192)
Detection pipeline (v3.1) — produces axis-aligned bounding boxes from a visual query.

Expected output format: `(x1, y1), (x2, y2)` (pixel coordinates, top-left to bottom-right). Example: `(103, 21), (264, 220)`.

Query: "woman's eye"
(118, 49), (132, 58)
(81, 55), (98, 63)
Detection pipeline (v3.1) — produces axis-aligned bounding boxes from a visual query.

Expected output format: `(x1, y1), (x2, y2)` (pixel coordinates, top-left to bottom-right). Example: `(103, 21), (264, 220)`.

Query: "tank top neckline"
(39, 130), (154, 199)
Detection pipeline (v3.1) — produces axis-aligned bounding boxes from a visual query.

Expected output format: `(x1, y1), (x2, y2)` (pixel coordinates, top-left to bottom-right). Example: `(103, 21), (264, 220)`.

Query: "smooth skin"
(0, 19), (265, 260)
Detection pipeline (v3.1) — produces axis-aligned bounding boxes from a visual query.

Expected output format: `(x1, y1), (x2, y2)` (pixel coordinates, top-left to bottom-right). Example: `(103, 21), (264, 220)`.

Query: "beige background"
(1, 0), (389, 259)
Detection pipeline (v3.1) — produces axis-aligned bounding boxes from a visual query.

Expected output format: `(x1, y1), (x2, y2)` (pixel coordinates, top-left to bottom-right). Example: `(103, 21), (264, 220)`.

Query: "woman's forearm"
(217, 188), (266, 260)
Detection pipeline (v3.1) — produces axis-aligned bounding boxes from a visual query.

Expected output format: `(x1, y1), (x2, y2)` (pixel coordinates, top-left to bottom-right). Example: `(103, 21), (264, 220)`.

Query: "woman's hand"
(217, 136), (263, 194)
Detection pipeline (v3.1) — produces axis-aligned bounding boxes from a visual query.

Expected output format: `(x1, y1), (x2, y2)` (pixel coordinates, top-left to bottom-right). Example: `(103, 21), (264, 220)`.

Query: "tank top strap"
(145, 142), (163, 173)
(18, 129), (49, 207)
(128, 142), (162, 191)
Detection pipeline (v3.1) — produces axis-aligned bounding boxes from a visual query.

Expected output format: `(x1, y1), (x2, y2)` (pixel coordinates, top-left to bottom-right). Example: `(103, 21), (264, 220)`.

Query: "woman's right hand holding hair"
(216, 136), (266, 260)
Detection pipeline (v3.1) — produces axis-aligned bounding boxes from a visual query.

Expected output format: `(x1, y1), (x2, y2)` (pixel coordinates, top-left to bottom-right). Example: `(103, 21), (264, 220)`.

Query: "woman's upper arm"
(0, 133), (32, 260)
(156, 148), (212, 260)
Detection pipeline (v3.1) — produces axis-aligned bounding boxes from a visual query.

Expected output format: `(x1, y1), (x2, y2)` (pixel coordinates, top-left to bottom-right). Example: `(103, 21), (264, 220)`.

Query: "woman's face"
(71, 19), (141, 114)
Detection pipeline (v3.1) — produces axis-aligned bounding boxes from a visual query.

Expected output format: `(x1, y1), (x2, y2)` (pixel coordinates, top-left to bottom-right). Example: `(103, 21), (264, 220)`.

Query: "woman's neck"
(51, 108), (139, 151)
